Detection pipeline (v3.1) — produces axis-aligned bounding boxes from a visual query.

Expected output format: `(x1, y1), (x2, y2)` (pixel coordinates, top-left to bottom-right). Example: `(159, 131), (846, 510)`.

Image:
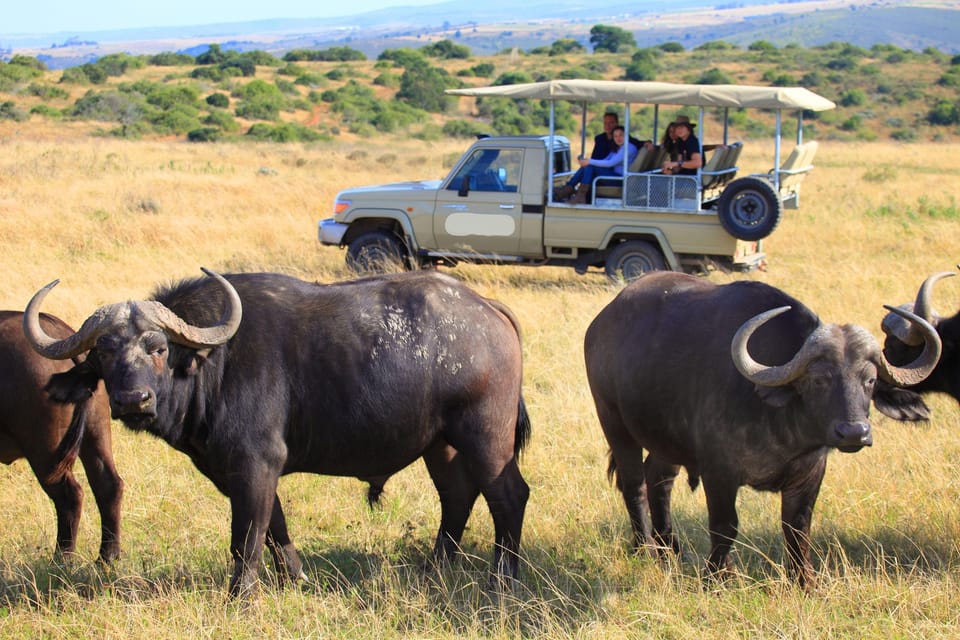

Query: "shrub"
(397, 64), (459, 112)
(246, 122), (325, 142)
(187, 127), (222, 142)
(0, 100), (28, 122)
(283, 46), (365, 62)
(694, 68), (732, 84)
(23, 83), (69, 100)
(928, 100), (959, 125)
(839, 89), (867, 107)
(421, 39), (470, 59)
(149, 52), (195, 66)
(549, 38), (585, 56)
(443, 119), (487, 138)
(203, 109), (240, 132)
(493, 70), (533, 86)
(29, 104), (62, 118)
(71, 90), (143, 122)
(206, 92), (229, 108)
(658, 42), (684, 53)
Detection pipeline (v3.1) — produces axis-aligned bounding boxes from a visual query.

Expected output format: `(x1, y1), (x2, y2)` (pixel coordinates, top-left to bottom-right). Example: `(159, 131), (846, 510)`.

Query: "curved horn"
(882, 271), (955, 346)
(23, 269), (242, 360)
(731, 306), (831, 387)
(23, 280), (124, 360)
(877, 304), (942, 386)
(141, 268), (242, 348)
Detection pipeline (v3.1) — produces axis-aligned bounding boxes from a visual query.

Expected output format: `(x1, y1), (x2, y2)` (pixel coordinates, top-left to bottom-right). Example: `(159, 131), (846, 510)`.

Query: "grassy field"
(0, 129), (958, 638)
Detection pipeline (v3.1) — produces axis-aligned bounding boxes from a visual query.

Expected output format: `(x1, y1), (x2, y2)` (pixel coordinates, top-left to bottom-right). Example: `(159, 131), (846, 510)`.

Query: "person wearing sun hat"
(662, 115), (702, 176)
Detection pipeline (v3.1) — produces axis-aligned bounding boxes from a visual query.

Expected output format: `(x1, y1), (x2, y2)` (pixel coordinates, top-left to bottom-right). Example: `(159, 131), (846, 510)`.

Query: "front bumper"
(318, 218), (348, 246)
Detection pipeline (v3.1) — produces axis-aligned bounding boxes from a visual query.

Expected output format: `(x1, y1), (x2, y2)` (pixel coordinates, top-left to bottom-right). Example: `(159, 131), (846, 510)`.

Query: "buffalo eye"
(144, 337), (167, 357)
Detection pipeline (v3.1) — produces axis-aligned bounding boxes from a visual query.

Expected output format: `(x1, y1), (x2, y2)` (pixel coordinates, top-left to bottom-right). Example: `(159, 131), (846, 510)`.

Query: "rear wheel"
(717, 177), (782, 241)
(604, 240), (667, 283)
(346, 231), (408, 275)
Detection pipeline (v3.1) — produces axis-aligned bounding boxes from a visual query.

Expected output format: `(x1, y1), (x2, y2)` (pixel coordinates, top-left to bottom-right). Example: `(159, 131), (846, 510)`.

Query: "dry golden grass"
(0, 130), (958, 638)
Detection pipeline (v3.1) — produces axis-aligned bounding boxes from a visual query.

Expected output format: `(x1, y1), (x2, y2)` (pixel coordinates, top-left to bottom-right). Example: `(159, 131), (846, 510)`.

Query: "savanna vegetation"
(0, 33), (959, 144)
(0, 31), (958, 639)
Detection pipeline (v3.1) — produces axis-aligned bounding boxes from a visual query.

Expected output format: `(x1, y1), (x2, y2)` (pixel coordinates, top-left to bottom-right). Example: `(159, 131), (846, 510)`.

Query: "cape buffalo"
(881, 268), (959, 404)
(24, 269), (530, 596)
(0, 311), (122, 562)
(584, 272), (941, 587)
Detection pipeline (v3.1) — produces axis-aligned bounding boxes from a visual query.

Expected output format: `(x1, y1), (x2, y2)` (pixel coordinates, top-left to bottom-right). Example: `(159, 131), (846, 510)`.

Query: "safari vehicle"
(318, 79), (835, 280)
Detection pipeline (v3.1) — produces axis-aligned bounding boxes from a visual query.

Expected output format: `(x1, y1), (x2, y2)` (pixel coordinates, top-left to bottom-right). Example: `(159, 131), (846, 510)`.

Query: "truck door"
(433, 147), (528, 257)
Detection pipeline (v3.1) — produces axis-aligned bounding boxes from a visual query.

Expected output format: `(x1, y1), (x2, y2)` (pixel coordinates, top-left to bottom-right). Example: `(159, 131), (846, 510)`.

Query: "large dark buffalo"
(0, 311), (122, 562)
(881, 268), (959, 404)
(23, 269), (530, 595)
(584, 272), (941, 587)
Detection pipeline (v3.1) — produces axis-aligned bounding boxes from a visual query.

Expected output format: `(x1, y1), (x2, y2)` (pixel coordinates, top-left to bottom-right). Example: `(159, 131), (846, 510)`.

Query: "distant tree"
(8, 55), (47, 71)
(149, 52), (195, 66)
(397, 63), (459, 112)
(549, 38), (585, 56)
(589, 25), (635, 53)
(283, 46), (365, 62)
(748, 40), (777, 52)
(695, 40), (737, 51)
(196, 44), (227, 65)
(695, 68), (732, 84)
(658, 42), (684, 53)
(623, 48), (657, 81)
(377, 48), (427, 69)
(421, 39), (470, 59)
(492, 70), (533, 86)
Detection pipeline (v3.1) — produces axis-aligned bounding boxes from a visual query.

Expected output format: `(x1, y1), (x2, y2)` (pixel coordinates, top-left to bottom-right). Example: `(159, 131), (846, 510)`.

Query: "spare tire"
(717, 177), (783, 242)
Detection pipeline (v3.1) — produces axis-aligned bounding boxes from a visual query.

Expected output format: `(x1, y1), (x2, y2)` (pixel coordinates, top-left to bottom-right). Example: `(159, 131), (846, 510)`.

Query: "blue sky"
(3, 0), (443, 35)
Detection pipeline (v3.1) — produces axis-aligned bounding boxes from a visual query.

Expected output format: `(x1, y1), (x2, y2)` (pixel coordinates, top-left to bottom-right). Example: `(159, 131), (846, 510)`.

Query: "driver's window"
(448, 148), (523, 193)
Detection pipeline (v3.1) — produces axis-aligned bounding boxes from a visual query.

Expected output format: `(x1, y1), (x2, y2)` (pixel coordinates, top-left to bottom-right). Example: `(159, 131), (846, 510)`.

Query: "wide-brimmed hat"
(672, 114), (696, 129)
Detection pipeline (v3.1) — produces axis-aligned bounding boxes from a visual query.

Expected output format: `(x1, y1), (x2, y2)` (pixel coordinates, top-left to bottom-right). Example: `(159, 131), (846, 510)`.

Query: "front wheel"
(604, 240), (667, 283)
(346, 231), (408, 275)
(717, 177), (783, 241)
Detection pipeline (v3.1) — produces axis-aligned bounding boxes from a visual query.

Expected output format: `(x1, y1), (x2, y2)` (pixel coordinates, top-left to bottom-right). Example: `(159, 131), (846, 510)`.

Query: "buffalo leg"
(702, 478), (740, 578)
(37, 468), (83, 559)
(265, 493), (307, 588)
(422, 441), (481, 564)
(644, 453), (681, 555)
(612, 444), (655, 552)
(478, 456), (529, 582)
(79, 427), (124, 563)
(226, 462), (278, 597)
(780, 458), (826, 589)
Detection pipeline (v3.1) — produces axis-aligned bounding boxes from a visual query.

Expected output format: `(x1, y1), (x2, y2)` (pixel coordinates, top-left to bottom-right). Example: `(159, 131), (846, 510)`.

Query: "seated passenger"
(661, 118), (702, 176)
(555, 126), (639, 205)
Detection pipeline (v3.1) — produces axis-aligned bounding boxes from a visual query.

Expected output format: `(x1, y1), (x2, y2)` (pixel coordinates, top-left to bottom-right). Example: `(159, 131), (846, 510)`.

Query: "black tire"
(604, 240), (667, 283)
(717, 177), (783, 241)
(346, 231), (408, 275)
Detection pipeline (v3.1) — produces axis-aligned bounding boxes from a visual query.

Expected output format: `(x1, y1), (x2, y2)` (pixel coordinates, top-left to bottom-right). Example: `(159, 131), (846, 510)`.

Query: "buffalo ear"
(45, 362), (100, 404)
(754, 383), (796, 408)
(173, 347), (211, 377)
(873, 380), (930, 422)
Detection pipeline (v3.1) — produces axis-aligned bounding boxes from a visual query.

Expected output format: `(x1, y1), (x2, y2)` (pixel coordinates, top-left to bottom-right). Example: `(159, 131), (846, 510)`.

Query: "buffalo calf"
(0, 311), (122, 562)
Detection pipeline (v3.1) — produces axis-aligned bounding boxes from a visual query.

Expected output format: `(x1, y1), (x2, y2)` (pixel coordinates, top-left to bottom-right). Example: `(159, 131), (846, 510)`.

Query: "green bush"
(23, 83), (70, 100)
(149, 52), (195, 66)
(203, 109), (240, 132)
(548, 39), (585, 56)
(283, 46), (365, 62)
(421, 39), (470, 59)
(29, 104), (62, 118)
(694, 68), (732, 84)
(206, 92), (230, 108)
(397, 64), (459, 112)
(294, 73), (327, 88)
(658, 42), (684, 53)
(246, 122), (325, 142)
(187, 127), (222, 142)
(0, 100), (28, 121)
(71, 90), (144, 122)
(839, 89), (867, 107)
(443, 118), (487, 138)
(928, 100), (959, 125)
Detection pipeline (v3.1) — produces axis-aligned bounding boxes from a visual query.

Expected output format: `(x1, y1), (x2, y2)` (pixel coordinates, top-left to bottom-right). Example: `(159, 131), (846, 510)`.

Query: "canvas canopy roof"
(447, 79), (835, 111)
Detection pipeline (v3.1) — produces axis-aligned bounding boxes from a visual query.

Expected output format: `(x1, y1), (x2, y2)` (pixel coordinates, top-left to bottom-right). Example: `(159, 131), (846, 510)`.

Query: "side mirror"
(458, 174), (471, 197)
